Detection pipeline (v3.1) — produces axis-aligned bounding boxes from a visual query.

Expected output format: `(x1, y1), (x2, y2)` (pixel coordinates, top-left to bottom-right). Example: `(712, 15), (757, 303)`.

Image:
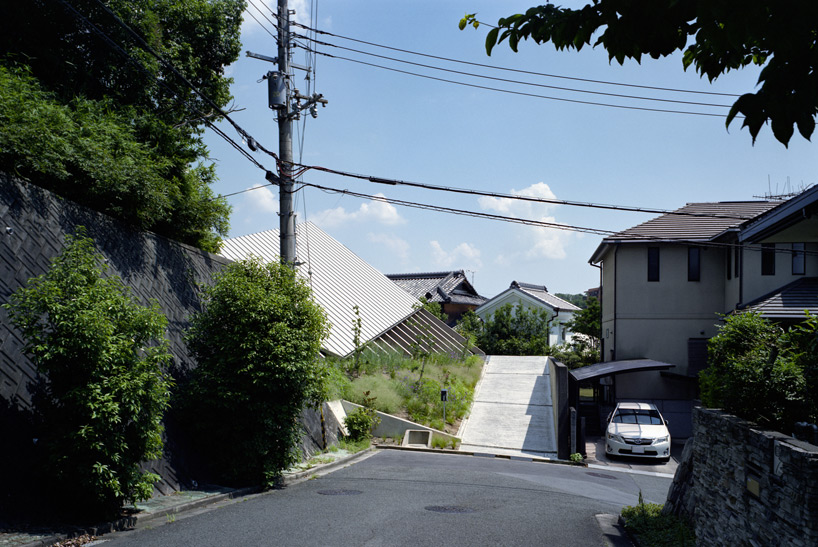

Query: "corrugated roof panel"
(219, 222), (419, 357)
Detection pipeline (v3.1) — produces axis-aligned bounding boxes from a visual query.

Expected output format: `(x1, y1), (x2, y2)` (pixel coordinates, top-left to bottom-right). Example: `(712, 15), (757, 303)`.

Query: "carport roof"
(570, 359), (676, 382)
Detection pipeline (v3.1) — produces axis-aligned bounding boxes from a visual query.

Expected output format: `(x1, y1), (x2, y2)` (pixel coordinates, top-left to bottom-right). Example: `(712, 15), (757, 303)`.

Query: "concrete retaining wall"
(664, 407), (818, 546)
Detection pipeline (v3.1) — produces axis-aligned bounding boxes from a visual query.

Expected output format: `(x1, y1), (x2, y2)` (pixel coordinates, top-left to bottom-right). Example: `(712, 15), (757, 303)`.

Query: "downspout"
(590, 261), (602, 357)
(547, 308), (560, 345)
(613, 243), (619, 361)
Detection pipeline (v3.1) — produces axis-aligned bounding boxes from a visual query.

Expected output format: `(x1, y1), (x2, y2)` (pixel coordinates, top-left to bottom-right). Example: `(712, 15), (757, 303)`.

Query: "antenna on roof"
(753, 176), (811, 201)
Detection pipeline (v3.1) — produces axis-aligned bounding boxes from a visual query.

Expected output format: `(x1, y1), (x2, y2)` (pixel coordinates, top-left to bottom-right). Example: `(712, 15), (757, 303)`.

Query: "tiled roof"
(511, 281), (582, 312)
(607, 201), (781, 242)
(219, 223), (420, 357)
(387, 270), (486, 306)
(739, 277), (818, 319)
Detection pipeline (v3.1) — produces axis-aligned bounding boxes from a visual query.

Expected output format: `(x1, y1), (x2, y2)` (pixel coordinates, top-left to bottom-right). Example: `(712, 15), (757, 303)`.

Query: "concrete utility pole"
(247, 0), (327, 264)
(276, 0), (295, 264)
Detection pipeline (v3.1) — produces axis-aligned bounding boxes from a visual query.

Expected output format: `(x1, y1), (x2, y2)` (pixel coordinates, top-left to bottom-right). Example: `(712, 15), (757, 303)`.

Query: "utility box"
(267, 71), (286, 109)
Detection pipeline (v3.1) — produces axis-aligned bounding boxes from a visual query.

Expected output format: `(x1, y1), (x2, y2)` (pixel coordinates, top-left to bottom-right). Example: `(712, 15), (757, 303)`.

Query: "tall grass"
(325, 350), (484, 430)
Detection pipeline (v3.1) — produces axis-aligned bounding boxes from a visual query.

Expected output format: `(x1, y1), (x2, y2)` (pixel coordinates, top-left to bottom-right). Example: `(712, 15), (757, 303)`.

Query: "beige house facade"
(588, 187), (818, 436)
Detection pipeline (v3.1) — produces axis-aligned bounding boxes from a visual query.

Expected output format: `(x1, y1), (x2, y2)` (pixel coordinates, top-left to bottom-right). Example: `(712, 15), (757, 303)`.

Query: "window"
(688, 246), (701, 282)
(761, 243), (775, 276)
(792, 243), (806, 275)
(647, 247), (660, 281)
(726, 247), (732, 280)
(735, 245), (741, 278)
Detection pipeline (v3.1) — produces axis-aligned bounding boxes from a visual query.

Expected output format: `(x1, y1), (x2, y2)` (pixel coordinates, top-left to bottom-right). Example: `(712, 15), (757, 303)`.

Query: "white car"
(605, 402), (671, 461)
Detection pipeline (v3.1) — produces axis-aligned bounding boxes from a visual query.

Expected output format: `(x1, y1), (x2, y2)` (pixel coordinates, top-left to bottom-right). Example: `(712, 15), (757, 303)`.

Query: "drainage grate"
(424, 505), (476, 514)
(317, 489), (363, 496)
(586, 472), (619, 481)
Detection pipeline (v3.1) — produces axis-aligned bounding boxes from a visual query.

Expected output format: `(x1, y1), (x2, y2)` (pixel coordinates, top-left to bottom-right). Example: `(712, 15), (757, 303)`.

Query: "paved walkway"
(458, 355), (558, 459)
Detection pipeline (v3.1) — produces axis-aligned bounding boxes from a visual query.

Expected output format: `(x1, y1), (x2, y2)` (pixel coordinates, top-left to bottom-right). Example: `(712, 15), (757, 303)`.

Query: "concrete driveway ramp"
(459, 356), (557, 458)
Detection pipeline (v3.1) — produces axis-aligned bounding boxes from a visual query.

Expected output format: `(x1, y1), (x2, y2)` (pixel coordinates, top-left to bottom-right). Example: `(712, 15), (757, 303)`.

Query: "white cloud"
(368, 233), (410, 262)
(233, 184), (278, 226)
(478, 182), (571, 260)
(313, 193), (405, 228)
(430, 241), (482, 270)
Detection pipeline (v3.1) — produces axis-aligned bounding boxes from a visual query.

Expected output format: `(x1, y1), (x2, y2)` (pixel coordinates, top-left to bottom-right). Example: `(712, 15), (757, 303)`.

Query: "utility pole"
(276, 0), (295, 264)
(247, 0), (327, 265)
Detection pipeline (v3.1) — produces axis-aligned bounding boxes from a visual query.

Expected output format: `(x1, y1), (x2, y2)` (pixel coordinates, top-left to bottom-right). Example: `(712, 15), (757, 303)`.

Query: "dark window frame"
(647, 247), (660, 282)
(688, 246), (701, 282)
(761, 243), (775, 276)
(735, 245), (741, 278)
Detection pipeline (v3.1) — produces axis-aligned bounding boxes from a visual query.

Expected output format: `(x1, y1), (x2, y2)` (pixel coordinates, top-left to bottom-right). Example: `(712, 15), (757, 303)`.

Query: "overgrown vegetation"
(0, 0), (245, 251)
(329, 349), (483, 432)
(181, 258), (329, 487)
(4, 230), (173, 520)
(701, 312), (818, 433)
(621, 494), (695, 547)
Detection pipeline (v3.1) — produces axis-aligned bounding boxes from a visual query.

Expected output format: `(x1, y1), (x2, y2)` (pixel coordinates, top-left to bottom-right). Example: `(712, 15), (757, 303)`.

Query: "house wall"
(601, 243), (729, 369)
(740, 241), (818, 305)
(475, 290), (574, 347)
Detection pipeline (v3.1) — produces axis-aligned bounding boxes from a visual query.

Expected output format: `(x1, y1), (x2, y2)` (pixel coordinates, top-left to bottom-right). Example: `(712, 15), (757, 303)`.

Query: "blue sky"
(203, 0), (818, 299)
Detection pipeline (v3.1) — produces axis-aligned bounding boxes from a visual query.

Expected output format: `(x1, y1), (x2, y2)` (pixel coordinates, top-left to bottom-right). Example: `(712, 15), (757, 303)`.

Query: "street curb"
(374, 443), (587, 467)
(19, 448), (375, 547)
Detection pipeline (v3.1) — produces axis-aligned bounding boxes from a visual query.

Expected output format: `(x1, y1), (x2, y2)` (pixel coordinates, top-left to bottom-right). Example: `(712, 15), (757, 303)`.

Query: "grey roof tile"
(739, 277), (818, 319)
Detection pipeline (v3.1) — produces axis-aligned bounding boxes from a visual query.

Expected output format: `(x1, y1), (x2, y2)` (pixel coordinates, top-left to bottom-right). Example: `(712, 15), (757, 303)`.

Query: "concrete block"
(402, 430), (432, 448)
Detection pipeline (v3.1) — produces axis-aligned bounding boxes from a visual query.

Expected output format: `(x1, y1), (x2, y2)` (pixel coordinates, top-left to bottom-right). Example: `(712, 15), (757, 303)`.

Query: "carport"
(568, 359), (675, 454)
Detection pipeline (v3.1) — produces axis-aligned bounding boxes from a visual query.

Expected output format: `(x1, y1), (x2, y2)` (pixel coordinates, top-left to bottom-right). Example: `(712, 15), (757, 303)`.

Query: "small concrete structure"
(329, 400), (460, 445)
(402, 430), (432, 448)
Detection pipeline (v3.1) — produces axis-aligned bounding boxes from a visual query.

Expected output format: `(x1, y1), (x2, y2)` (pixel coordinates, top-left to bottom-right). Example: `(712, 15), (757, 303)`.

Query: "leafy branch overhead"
(461, 2), (818, 145)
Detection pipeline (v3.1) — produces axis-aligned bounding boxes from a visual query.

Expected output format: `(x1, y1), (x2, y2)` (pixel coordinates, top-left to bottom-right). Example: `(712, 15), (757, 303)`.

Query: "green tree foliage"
(4, 230), (173, 520)
(700, 312), (818, 432)
(457, 304), (551, 355)
(461, 2), (818, 145)
(184, 258), (330, 487)
(0, 0), (245, 250)
(565, 296), (601, 350)
(413, 296), (449, 323)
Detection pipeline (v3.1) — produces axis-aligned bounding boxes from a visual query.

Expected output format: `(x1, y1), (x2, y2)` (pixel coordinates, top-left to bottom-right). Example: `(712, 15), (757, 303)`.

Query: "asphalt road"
(98, 450), (671, 547)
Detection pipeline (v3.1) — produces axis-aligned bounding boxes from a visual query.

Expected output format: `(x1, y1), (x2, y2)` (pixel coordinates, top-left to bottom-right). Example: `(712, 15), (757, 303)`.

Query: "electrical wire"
(295, 34), (732, 109)
(302, 48), (734, 118)
(290, 20), (741, 98)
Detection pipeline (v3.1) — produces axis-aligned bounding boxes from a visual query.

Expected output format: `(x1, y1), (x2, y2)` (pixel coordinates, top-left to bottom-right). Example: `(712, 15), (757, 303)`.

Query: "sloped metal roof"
(738, 277), (818, 319)
(219, 222), (420, 357)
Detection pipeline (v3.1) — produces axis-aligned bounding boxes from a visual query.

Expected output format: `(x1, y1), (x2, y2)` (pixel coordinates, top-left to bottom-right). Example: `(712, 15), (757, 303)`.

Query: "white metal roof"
(219, 222), (420, 357)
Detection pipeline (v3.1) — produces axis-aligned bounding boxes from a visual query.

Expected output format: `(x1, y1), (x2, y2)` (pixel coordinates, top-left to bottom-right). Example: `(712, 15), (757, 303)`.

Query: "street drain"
(317, 489), (362, 496)
(586, 472), (619, 480)
(425, 505), (476, 514)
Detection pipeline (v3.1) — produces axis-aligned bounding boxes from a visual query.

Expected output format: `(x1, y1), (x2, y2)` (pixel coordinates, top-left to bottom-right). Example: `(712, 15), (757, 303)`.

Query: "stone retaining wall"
(664, 407), (818, 546)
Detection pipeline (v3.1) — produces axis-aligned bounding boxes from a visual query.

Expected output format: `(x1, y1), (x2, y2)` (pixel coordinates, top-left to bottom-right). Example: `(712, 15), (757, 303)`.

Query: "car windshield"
(611, 408), (663, 425)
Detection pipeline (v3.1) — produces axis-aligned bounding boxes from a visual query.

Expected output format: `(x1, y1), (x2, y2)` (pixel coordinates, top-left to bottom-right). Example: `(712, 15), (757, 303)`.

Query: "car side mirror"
(664, 419), (670, 426)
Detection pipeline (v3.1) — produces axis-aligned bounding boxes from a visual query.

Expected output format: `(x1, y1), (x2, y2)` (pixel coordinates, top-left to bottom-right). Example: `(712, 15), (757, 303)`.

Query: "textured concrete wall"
(664, 407), (818, 546)
(0, 175), (333, 494)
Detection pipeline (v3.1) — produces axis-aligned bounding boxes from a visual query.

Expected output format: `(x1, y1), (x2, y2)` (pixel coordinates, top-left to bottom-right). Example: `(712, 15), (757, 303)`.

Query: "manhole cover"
(317, 489), (363, 496)
(424, 505), (476, 514)
(586, 472), (619, 480)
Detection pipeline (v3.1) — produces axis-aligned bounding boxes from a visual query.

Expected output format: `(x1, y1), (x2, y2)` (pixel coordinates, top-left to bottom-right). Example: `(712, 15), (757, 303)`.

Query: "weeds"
(621, 492), (695, 546)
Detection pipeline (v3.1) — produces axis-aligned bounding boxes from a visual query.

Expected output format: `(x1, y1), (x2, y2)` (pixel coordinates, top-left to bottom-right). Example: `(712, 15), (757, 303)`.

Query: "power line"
(290, 20), (741, 98)
(295, 34), (732, 110)
(303, 48), (734, 118)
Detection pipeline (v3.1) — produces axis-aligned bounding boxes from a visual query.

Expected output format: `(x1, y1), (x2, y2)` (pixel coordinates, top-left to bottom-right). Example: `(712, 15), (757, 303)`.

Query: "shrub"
(701, 312), (817, 432)
(183, 258), (329, 487)
(344, 391), (381, 441)
(621, 494), (695, 546)
(4, 230), (172, 519)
